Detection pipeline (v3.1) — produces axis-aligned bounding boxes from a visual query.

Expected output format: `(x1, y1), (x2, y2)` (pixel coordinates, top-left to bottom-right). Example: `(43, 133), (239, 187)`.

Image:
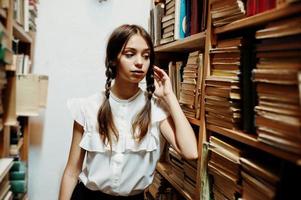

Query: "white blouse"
(66, 89), (169, 196)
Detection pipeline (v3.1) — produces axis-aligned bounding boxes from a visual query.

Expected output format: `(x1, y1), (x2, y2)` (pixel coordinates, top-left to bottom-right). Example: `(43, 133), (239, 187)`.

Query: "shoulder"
(67, 91), (105, 108)
(66, 92), (105, 124)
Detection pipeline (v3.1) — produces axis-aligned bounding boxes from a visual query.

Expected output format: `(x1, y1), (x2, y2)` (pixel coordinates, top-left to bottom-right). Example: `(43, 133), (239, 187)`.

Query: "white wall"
(29, 0), (151, 199)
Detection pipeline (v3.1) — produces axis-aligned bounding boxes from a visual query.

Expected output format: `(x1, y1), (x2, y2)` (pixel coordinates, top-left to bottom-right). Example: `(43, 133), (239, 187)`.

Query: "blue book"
(179, 0), (187, 39)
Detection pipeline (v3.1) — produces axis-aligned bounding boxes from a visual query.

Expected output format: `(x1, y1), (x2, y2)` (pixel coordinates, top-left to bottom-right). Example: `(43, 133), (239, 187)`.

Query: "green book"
(10, 170), (26, 180)
(10, 180), (27, 193)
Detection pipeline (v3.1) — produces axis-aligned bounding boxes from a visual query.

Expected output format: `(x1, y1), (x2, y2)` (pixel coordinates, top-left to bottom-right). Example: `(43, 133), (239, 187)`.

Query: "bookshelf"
(154, 35), (207, 200)
(0, 0), (44, 199)
(207, 125), (301, 165)
(214, 2), (301, 34)
(151, 1), (209, 199)
(156, 162), (193, 200)
(150, 0), (301, 200)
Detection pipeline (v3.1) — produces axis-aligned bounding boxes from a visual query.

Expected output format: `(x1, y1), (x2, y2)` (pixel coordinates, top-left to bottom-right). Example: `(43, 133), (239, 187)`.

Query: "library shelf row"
(207, 124), (301, 166)
(154, 31), (206, 53)
(214, 2), (301, 34)
(156, 162), (193, 200)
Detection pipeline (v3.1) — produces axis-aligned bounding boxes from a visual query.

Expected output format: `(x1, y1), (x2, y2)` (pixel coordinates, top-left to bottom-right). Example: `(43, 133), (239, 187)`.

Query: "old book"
(205, 86), (241, 100)
(255, 16), (301, 39)
(239, 157), (280, 185)
(253, 69), (299, 84)
(257, 58), (301, 70)
(241, 171), (276, 199)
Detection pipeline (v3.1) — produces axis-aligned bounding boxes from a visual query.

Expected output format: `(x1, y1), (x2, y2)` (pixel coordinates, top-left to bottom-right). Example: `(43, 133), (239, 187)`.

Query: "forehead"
(124, 34), (149, 50)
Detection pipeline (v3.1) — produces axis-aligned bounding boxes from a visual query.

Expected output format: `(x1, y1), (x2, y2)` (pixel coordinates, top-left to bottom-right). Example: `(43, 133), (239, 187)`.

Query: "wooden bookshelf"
(156, 162), (193, 200)
(207, 124), (301, 166)
(214, 2), (301, 34)
(13, 21), (32, 43)
(0, 0), (39, 198)
(154, 31), (206, 52)
(0, 158), (13, 183)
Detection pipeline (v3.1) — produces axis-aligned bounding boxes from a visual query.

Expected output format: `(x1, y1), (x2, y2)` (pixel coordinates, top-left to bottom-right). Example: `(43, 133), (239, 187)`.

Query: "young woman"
(59, 24), (198, 200)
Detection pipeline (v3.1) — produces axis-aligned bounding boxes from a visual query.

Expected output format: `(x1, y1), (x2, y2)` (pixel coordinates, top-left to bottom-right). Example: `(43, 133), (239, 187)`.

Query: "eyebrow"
(123, 47), (150, 52)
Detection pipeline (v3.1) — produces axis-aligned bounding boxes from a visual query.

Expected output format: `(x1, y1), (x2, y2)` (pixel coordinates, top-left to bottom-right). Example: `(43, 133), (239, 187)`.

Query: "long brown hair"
(97, 24), (155, 148)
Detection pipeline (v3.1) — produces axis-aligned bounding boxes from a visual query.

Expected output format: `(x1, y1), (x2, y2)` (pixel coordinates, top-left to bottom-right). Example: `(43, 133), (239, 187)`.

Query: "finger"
(154, 72), (164, 82)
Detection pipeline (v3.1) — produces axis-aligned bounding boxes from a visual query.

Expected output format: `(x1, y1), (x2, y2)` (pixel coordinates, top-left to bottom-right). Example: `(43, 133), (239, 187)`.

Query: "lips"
(131, 70), (144, 74)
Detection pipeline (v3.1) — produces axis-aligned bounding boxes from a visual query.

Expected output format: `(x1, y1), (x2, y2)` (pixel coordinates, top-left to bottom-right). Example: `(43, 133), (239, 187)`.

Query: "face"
(116, 34), (150, 84)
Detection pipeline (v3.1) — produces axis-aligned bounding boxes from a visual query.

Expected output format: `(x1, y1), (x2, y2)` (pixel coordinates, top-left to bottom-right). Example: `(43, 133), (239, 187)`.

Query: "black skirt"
(70, 182), (144, 200)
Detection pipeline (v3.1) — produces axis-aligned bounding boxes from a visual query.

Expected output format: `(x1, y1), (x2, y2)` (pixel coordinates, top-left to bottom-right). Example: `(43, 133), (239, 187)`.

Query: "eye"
(124, 53), (134, 58)
(143, 54), (150, 60)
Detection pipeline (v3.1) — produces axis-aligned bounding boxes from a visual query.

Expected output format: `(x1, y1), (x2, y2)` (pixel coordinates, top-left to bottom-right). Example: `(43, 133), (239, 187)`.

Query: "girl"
(59, 24), (198, 200)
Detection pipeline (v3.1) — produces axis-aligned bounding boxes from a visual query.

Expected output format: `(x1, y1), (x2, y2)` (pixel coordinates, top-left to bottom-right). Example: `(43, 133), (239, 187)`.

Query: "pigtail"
(132, 66), (155, 141)
(98, 63), (118, 147)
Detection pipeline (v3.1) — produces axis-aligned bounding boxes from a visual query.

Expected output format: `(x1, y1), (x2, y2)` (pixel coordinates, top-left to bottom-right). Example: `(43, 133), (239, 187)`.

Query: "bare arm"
(154, 66), (198, 160)
(59, 121), (86, 200)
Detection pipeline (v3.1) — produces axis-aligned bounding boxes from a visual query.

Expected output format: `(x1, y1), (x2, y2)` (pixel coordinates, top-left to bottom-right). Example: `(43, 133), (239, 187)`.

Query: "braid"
(146, 66), (155, 99)
(131, 66), (155, 141)
(105, 67), (114, 98)
(97, 63), (118, 148)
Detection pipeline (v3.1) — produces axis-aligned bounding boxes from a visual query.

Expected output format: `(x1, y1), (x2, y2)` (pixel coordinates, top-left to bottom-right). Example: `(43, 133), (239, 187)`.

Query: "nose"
(134, 56), (143, 68)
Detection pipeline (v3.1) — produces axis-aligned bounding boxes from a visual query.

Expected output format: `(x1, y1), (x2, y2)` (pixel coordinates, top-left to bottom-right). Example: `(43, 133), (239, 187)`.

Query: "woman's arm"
(154, 66), (198, 160)
(59, 121), (86, 200)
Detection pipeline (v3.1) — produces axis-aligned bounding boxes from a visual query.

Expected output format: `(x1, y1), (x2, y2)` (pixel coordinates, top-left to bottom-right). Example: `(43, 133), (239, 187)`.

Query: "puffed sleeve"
(152, 97), (170, 123)
(66, 98), (85, 126)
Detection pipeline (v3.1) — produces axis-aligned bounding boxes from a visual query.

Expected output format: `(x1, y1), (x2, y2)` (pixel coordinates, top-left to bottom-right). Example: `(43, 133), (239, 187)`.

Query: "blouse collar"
(110, 88), (142, 103)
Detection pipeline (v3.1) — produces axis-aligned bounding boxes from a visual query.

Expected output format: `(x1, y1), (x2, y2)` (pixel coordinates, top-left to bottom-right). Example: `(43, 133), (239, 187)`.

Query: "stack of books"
(253, 16), (301, 155)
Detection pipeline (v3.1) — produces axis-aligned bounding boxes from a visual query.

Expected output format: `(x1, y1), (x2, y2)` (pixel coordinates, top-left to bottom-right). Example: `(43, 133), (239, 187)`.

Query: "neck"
(111, 79), (140, 100)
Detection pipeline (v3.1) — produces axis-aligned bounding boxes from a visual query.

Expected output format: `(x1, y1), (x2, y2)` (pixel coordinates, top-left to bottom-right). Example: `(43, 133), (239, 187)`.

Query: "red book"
(190, 0), (201, 34)
(247, 0), (256, 16)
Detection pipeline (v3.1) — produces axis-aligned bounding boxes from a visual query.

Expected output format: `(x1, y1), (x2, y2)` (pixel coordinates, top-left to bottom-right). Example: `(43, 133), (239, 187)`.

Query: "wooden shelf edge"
(13, 21), (32, 43)
(207, 124), (301, 165)
(0, 158), (14, 183)
(155, 31), (206, 52)
(214, 2), (301, 34)
(187, 116), (201, 126)
(156, 162), (193, 200)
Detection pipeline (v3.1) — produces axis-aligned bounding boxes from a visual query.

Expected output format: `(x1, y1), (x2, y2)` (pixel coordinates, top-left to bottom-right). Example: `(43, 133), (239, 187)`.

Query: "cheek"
(144, 60), (150, 69)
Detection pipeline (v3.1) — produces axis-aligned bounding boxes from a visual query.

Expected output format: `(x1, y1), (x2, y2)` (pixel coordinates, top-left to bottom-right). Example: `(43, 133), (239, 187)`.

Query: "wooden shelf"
(0, 158), (14, 183)
(156, 162), (193, 200)
(0, 8), (6, 19)
(187, 116), (201, 126)
(13, 21), (32, 43)
(214, 2), (301, 34)
(154, 31), (206, 52)
(207, 124), (301, 165)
